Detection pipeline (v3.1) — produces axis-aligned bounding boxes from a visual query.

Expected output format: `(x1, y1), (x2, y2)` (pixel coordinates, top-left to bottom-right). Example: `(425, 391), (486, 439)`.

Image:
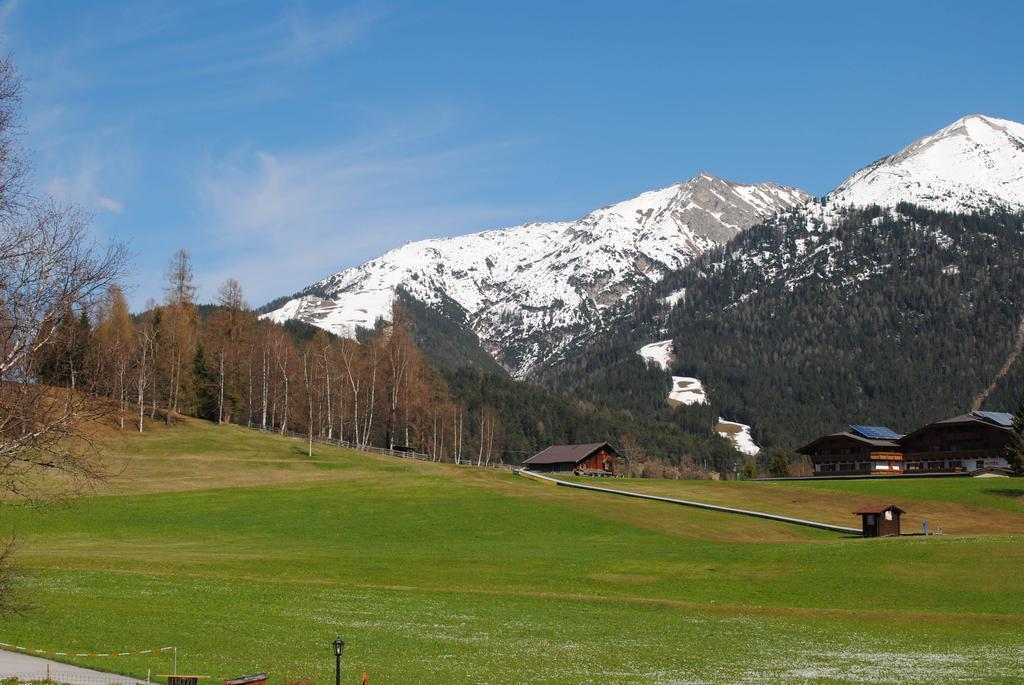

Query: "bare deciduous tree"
(0, 63), (125, 617)
(0, 205), (126, 496)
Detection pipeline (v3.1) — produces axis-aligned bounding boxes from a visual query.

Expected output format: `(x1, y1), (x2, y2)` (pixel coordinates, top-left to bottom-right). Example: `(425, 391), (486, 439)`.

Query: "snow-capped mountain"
(707, 114), (1024, 300)
(264, 173), (810, 376)
(265, 113), (1024, 384)
(538, 113), (1024, 454)
(829, 114), (1024, 213)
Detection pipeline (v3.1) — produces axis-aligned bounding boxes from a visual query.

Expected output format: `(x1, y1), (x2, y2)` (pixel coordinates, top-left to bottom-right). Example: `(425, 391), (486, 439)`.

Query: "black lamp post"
(333, 637), (345, 685)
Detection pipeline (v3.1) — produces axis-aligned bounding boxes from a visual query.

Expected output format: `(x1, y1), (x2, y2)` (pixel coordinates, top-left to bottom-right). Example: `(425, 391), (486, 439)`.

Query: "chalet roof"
(854, 504), (906, 516)
(849, 424), (902, 440)
(795, 431), (900, 455)
(971, 411), (1013, 427)
(523, 442), (618, 466)
(900, 411), (1012, 443)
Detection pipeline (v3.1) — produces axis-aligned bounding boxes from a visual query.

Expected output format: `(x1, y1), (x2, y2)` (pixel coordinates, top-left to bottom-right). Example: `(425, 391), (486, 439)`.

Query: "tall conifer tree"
(1005, 388), (1024, 477)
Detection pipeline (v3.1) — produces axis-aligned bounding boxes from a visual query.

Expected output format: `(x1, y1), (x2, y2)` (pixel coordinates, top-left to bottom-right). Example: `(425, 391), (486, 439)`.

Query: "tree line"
(40, 248), (512, 466)
(43, 244), (747, 476)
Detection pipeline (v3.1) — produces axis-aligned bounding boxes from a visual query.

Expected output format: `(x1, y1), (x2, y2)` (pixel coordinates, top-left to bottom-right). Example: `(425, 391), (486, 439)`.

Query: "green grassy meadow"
(1, 418), (1023, 683)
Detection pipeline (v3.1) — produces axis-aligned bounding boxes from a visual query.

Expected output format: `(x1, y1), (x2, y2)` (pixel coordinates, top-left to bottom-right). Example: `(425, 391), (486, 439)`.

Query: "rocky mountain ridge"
(265, 113), (1024, 382)
(264, 173), (810, 376)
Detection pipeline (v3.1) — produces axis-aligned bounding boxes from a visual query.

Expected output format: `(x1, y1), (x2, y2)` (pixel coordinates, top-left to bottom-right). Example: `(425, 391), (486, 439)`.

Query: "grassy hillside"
(568, 475), (1024, 536)
(0, 419), (1022, 683)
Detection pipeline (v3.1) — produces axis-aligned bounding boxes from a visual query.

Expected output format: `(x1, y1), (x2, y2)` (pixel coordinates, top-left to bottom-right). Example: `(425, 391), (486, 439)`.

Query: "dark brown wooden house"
(522, 442), (619, 475)
(855, 505), (905, 537)
(898, 411), (1012, 474)
(796, 425), (904, 476)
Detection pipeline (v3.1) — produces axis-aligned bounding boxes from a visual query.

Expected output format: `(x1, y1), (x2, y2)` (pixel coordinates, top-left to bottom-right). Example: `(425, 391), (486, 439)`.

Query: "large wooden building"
(797, 412), (1014, 477)
(522, 442), (619, 475)
(796, 425), (905, 476)
(899, 411), (1012, 474)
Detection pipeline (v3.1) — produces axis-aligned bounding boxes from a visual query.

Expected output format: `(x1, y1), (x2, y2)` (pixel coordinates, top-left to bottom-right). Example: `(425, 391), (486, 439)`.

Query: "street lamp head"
(333, 637), (345, 657)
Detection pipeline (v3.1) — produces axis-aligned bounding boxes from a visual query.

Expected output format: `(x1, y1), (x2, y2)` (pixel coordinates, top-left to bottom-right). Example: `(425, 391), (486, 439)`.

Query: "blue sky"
(5, 0), (1023, 308)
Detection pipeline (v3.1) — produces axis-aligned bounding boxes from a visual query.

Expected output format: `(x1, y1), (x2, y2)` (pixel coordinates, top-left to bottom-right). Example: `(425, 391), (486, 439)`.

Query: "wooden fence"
(246, 425), (515, 472)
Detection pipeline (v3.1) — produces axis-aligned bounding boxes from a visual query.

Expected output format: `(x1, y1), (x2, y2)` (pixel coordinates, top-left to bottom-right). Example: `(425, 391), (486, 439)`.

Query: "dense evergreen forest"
(442, 367), (738, 472)
(540, 204), (1024, 453)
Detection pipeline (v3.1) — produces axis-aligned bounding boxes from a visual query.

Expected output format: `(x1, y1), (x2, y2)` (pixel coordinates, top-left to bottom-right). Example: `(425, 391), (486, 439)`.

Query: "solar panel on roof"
(849, 424), (902, 440)
(971, 411), (1014, 427)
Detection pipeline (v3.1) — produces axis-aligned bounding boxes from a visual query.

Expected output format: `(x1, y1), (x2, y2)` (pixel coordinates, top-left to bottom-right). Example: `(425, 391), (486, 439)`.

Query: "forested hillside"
(541, 204), (1024, 451)
(443, 367), (737, 472)
(42, 249), (739, 474)
(394, 290), (508, 375)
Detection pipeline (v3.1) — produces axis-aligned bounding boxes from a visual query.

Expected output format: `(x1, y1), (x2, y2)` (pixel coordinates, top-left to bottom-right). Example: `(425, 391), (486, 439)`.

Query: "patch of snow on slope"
(660, 288), (687, 308)
(716, 418), (760, 456)
(637, 340), (673, 371)
(669, 377), (708, 406)
(637, 340), (708, 405)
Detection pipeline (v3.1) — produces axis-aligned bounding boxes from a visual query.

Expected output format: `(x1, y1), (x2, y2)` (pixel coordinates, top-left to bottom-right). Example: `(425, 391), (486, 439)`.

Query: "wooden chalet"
(522, 442), (619, 475)
(898, 411), (1012, 474)
(796, 425), (904, 476)
(855, 504), (905, 537)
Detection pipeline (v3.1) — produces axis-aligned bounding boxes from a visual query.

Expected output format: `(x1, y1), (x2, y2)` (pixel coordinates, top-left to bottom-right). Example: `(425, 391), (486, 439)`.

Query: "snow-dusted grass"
(12, 569), (1024, 684)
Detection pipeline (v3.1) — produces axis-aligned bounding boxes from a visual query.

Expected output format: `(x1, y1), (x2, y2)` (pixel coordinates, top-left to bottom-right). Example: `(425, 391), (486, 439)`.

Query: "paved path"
(0, 649), (146, 684)
(517, 469), (862, 534)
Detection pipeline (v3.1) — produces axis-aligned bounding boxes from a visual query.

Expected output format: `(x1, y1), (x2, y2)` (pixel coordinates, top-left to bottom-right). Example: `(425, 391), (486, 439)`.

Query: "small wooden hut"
(854, 505), (905, 537)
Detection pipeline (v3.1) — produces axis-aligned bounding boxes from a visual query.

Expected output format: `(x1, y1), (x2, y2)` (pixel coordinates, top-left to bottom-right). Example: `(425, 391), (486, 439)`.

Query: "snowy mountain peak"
(829, 113), (1024, 213)
(264, 173), (810, 376)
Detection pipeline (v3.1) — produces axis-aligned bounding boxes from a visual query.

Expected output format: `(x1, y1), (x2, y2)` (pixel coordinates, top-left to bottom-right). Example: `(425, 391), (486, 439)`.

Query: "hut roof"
(523, 442), (618, 466)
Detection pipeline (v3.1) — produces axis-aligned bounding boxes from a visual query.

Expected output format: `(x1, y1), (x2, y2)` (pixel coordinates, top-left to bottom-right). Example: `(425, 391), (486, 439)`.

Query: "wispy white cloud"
(43, 136), (129, 214)
(96, 195), (125, 213)
(0, 0), (21, 33)
(264, 4), (383, 66)
(17, 2), (384, 237)
(194, 114), (542, 305)
(141, 3), (384, 88)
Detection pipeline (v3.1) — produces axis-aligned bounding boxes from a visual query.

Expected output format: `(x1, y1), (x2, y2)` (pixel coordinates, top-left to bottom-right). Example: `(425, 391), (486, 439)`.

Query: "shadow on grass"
(980, 487), (1024, 499)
